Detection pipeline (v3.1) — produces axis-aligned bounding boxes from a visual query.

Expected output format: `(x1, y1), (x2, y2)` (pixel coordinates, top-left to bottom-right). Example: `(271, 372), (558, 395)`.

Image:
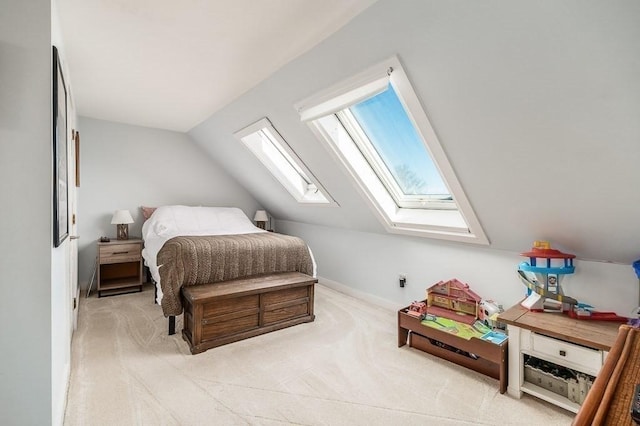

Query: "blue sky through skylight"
(350, 84), (449, 197)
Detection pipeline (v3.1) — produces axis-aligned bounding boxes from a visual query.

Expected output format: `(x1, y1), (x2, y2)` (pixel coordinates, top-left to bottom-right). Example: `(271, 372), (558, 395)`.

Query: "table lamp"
(254, 210), (268, 230)
(111, 209), (134, 240)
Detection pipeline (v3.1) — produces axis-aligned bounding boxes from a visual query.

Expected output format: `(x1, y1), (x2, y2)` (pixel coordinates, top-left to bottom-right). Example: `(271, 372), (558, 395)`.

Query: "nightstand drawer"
(97, 238), (143, 297)
(99, 243), (141, 264)
(531, 333), (602, 373)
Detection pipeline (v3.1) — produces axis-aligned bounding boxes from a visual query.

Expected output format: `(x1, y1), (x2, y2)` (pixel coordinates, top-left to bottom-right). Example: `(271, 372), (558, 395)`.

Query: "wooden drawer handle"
(112, 251), (129, 255)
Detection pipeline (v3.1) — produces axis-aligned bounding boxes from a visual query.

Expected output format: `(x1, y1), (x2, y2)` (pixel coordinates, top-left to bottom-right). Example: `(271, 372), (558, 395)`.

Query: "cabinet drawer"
(263, 302), (310, 325)
(263, 286), (309, 305)
(531, 333), (602, 372)
(202, 294), (259, 319)
(100, 243), (141, 264)
(202, 314), (260, 342)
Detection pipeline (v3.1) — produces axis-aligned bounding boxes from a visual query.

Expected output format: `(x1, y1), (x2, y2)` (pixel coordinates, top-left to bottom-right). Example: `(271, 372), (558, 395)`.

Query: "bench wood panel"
(181, 272), (316, 354)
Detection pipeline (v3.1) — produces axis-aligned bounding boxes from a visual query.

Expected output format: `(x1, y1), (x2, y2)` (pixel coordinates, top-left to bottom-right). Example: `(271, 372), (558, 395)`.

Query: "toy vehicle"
(407, 301), (428, 320)
(478, 299), (505, 330)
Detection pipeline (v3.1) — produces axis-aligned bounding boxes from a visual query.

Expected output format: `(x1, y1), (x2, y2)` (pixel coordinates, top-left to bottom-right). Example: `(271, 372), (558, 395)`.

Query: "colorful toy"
(425, 278), (504, 328)
(420, 314), (507, 344)
(426, 278), (482, 324)
(423, 313), (455, 330)
(518, 241), (626, 321)
(406, 301), (428, 319)
(518, 240), (577, 312)
(479, 299), (506, 330)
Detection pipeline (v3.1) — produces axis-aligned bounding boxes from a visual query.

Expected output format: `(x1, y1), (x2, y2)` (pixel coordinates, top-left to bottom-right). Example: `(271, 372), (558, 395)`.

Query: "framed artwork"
(53, 46), (69, 247)
(75, 130), (80, 187)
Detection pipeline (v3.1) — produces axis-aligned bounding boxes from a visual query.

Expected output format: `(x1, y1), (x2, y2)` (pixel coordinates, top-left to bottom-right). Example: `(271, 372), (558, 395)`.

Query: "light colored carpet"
(64, 283), (573, 425)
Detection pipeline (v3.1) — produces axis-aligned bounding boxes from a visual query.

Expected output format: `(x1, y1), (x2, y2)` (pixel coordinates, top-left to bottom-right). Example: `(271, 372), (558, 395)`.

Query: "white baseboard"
(317, 275), (400, 312)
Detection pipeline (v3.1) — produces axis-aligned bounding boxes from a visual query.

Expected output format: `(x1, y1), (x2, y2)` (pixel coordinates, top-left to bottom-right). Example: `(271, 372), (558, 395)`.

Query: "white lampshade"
(253, 210), (268, 222)
(111, 210), (134, 225)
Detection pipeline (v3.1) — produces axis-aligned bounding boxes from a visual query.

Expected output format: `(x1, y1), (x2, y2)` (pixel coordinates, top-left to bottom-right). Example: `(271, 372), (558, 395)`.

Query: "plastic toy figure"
(407, 301), (428, 320)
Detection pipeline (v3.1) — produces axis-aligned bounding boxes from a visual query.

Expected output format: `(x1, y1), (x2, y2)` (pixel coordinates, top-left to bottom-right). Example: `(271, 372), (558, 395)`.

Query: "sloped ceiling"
(56, 0), (378, 131)
(189, 0), (640, 265)
(58, 0), (640, 265)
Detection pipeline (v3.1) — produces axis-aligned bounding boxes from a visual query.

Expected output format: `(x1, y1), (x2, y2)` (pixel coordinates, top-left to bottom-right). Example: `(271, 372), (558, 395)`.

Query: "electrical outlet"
(399, 273), (407, 288)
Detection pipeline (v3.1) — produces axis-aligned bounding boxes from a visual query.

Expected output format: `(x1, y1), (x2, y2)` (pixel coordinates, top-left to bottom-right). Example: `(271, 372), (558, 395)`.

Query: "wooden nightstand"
(498, 303), (619, 412)
(97, 238), (143, 297)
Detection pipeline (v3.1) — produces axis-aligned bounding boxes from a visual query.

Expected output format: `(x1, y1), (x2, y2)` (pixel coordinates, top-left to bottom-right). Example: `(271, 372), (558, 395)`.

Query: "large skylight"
(296, 56), (488, 244)
(346, 84), (451, 208)
(234, 118), (334, 205)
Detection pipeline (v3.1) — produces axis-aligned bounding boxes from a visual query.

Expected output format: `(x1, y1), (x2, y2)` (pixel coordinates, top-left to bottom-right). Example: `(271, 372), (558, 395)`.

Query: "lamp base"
(256, 221), (266, 230)
(116, 224), (129, 240)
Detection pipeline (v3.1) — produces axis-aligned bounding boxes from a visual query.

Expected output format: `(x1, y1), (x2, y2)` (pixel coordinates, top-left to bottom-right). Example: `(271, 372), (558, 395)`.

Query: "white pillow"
(143, 205), (263, 239)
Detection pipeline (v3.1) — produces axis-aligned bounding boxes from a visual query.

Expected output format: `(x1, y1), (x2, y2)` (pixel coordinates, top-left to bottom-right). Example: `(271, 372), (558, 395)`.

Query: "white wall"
(76, 117), (262, 286)
(278, 220), (638, 317)
(188, 0), (640, 319)
(0, 0), (53, 424)
(190, 0), (640, 265)
(51, 0), (76, 423)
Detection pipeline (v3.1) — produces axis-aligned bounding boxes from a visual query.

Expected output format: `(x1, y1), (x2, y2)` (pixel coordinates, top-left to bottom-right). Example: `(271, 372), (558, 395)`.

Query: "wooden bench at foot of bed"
(180, 272), (317, 354)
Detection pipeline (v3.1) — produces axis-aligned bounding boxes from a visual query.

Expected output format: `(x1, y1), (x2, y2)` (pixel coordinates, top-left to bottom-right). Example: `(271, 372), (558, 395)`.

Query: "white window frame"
(295, 56), (488, 244)
(234, 118), (335, 205)
(336, 107), (453, 209)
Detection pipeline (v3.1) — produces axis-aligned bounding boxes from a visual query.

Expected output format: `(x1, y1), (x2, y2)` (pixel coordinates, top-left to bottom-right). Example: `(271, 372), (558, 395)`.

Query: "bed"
(141, 205), (317, 333)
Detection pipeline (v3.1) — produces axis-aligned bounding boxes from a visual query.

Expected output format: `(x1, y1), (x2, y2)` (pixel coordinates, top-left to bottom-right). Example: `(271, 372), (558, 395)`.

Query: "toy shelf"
(397, 304), (508, 394)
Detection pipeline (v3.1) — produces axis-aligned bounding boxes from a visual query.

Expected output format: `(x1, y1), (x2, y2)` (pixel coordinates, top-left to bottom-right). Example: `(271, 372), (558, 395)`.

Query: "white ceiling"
(56, 0), (377, 132)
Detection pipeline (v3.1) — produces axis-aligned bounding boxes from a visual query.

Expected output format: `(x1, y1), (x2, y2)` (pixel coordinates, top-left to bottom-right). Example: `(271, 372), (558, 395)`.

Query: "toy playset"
(404, 278), (508, 345)
(517, 241), (626, 321)
(420, 314), (508, 344)
(424, 278), (504, 329)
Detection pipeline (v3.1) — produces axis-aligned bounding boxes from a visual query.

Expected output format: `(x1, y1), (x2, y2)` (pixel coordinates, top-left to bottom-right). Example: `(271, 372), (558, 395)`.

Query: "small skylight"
(234, 118), (334, 205)
(296, 56), (488, 244)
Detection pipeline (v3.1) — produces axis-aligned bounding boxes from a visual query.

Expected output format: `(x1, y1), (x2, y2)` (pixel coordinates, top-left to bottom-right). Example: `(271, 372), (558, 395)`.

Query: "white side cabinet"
(499, 304), (619, 413)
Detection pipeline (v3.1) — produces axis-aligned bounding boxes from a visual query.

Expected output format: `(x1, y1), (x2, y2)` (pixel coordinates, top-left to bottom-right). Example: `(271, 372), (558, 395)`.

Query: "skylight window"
(296, 56), (488, 244)
(345, 84), (451, 209)
(234, 118), (333, 205)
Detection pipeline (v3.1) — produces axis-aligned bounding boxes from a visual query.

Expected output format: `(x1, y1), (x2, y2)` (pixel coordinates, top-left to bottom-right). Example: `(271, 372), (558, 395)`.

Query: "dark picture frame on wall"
(74, 130), (80, 187)
(53, 46), (69, 247)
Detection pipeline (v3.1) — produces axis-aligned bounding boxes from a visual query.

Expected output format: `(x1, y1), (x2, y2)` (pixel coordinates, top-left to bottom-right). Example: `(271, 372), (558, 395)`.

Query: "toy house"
(426, 279), (482, 324)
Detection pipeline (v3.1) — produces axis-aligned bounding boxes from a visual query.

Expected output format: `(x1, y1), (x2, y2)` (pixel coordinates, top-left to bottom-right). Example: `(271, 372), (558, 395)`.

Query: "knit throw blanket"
(157, 233), (314, 316)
